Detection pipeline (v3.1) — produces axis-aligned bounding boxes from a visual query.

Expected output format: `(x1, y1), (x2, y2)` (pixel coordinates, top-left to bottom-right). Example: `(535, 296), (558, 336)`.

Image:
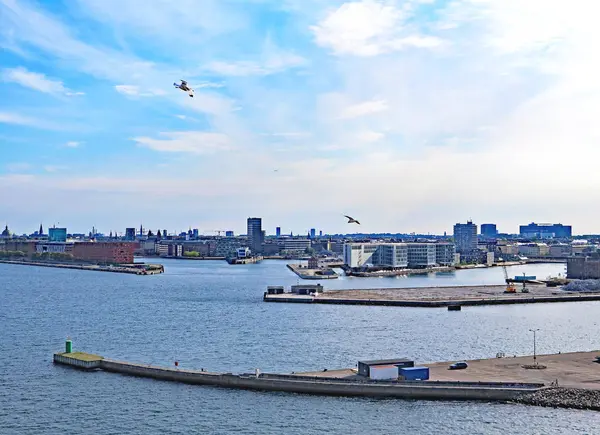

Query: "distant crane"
(205, 230), (226, 236)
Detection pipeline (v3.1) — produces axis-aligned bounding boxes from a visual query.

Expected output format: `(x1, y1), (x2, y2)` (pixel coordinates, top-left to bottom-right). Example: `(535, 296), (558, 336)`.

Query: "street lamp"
(529, 328), (540, 365)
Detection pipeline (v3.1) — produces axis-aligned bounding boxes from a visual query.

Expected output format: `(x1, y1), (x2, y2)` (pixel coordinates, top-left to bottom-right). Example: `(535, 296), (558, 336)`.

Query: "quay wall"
(263, 294), (600, 307)
(53, 354), (102, 369)
(0, 259), (163, 275)
(97, 359), (537, 402)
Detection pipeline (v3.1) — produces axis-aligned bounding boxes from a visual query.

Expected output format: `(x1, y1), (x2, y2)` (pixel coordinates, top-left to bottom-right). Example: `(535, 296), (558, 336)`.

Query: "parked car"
(449, 362), (469, 370)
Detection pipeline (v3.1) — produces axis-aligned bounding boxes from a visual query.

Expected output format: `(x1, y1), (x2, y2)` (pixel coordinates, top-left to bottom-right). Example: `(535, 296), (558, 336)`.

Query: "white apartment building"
(344, 242), (457, 269)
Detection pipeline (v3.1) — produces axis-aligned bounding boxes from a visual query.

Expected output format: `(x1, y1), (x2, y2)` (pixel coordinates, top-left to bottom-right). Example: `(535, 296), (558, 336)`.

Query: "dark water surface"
(2, 259), (599, 434)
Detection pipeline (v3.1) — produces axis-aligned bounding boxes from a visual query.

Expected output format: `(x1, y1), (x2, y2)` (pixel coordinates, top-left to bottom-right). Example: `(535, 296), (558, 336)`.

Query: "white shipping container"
(369, 365), (398, 380)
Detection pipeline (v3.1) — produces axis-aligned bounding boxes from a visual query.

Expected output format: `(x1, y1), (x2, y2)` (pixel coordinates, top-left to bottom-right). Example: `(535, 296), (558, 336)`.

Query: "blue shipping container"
(514, 275), (536, 281)
(399, 366), (429, 380)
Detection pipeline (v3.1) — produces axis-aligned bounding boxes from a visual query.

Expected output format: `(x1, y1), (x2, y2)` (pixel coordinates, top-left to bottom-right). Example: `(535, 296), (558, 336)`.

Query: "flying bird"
(344, 215), (360, 225)
(173, 79), (194, 97)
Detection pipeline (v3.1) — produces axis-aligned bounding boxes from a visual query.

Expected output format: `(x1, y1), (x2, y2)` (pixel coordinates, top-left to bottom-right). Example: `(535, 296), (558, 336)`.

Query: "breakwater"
(0, 259), (164, 274)
(53, 351), (544, 402)
(287, 263), (338, 280)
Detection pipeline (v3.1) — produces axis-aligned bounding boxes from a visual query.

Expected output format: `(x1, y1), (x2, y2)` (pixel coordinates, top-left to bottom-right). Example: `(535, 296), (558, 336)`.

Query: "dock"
(264, 284), (600, 307)
(287, 263), (338, 280)
(52, 342), (600, 410)
(0, 259), (164, 275)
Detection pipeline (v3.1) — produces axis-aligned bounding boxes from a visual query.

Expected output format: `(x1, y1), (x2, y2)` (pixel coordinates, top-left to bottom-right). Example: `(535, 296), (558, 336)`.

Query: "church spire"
(39, 223), (43, 235)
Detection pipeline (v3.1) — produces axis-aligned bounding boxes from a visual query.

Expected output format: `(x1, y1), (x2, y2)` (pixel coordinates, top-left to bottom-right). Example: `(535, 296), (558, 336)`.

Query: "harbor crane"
(502, 263), (517, 294)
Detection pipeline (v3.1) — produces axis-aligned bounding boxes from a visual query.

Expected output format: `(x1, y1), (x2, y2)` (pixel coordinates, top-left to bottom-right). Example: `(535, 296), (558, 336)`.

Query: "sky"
(1, 0), (599, 236)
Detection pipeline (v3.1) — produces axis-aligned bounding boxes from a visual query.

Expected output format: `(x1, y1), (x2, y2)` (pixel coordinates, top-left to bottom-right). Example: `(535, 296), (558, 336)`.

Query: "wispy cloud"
(311, 0), (443, 56)
(207, 53), (306, 76)
(5, 162), (32, 172)
(2, 66), (83, 96)
(44, 165), (67, 173)
(64, 141), (82, 148)
(338, 99), (389, 119)
(114, 85), (166, 97)
(133, 131), (233, 154)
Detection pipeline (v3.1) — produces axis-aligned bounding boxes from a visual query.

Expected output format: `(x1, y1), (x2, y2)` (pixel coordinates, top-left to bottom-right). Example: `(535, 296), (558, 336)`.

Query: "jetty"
(52, 341), (600, 410)
(0, 259), (164, 275)
(287, 263), (338, 280)
(263, 284), (600, 308)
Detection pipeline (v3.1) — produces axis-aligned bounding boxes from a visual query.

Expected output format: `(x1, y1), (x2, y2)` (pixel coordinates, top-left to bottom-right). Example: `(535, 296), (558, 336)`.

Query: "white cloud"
(338, 99), (388, 119)
(114, 84), (166, 97)
(133, 131), (233, 154)
(357, 130), (384, 142)
(207, 53), (306, 76)
(44, 165), (67, 173)
(195, 81), (225, 89)
(2, 66), (83, 95)
(311, 0), (443, 56)
(64, 141), (81, 148)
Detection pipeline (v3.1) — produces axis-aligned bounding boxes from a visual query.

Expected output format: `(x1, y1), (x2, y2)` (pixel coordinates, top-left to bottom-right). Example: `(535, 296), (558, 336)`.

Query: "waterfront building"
(435, 243), (457, 266)
(453, 221), (478, 253)
(519, 222), (572, 239)
(214, 237), (246, 257)
(480, 224), (498, 238)
(406, 243), (436, 267)
(567, 256), (600, 279)
(48, 227), (67, 243)
(247, 218), (263, 254)
(344, 242), (457, 269)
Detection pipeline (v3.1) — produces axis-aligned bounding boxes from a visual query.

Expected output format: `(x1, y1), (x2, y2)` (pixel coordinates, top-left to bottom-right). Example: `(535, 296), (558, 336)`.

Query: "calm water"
(2, 259), (599, 434)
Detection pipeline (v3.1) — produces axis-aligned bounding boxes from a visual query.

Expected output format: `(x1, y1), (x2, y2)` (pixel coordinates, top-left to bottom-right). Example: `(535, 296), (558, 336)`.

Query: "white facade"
(406, 243), (436, 268)
(343, 243), (408, 268)
(369, 365), (399, 380)
(283, 238), (311, 254)
(344, 242), (456, 269)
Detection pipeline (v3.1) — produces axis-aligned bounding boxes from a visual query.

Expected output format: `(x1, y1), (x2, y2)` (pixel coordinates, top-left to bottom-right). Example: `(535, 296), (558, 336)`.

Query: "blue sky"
(1, 0), (598, 236)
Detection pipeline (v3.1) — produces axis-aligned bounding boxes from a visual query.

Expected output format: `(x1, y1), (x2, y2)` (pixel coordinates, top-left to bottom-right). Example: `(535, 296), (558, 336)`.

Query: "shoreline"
(0, 259), (164, 275)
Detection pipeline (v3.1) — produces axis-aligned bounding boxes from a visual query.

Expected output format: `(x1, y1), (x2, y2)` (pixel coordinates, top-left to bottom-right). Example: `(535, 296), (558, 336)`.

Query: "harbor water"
(2, 259), (600, 434)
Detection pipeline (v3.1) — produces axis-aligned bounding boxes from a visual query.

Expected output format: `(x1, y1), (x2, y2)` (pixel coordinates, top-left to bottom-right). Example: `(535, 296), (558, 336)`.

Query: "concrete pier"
(264, 284), (600, 308)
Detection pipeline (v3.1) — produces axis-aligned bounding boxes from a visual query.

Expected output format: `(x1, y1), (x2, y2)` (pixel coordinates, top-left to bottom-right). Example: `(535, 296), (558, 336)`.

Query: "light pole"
(529, 328), (540, 365)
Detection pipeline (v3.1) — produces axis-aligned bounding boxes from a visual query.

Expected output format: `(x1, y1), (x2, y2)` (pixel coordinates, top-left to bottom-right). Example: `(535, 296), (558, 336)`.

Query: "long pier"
(53, 352), (542, 402)
(0, 259), (164, 275)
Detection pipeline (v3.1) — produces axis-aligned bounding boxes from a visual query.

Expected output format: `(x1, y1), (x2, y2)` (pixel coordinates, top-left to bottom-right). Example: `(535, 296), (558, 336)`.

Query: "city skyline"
(2, 1), (600, 233)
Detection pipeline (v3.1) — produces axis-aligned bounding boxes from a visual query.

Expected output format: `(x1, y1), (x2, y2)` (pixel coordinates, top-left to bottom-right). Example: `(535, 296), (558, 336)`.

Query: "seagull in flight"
(344, 215), (360, 225)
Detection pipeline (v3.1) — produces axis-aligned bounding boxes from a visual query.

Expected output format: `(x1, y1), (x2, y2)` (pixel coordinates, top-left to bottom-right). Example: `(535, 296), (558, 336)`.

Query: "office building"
(453, 221), (478, 253)
(310, 228), (316, 239)
(480, 224), (498, 238)
(275, 227), (281, 238)
(48, 227), (67, 243)
(406, 243), (437, 268)
(435, 243), (457, 266)
(247, 218), (264, 254)
(519, 223), (572, 239)
(344, 242), (457, 269)
(225, 231), (234, 237)
(282, 238), (311, 255)
(125, 228), (136, 241)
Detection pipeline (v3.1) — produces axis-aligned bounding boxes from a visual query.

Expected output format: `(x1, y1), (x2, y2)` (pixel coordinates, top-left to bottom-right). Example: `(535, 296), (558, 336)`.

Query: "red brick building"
(71, 242), (137, 264)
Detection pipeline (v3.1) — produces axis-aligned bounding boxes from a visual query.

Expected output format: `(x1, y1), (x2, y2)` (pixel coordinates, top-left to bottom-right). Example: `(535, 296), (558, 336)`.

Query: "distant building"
(125, 228), (136, 241)
(282, 238), (311, 255)
(247, 218), (263, 254)
(1, 225), (10, 238)
(214, 237), (245, 257)
(48, 227), (67, 243)
(519, 223), (572, 239)
(343, 242), (456, 269)
(225, 231), (234, 237)
(193, 229), (199, 239)
(480, 224), (498, 238)
(567, 256), (600, 279)
(453, 221), (478, 253)
(518, 243), (550, 257)
(319, 230), (323, 237)
(310, 228), (316, 239)
(275, 227), (281, 238)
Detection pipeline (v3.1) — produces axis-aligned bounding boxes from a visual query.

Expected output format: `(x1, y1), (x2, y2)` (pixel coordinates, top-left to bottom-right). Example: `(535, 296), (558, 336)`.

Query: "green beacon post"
(65, 338), (72, 354)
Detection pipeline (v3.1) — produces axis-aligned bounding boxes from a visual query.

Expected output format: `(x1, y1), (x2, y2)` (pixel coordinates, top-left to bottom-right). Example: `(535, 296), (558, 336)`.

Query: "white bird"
(344, 215), (360, 225)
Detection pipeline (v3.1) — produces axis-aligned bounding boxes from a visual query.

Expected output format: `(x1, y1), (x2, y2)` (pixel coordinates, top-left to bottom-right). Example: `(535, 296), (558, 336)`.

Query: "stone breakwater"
(515, 387), (600, 411)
